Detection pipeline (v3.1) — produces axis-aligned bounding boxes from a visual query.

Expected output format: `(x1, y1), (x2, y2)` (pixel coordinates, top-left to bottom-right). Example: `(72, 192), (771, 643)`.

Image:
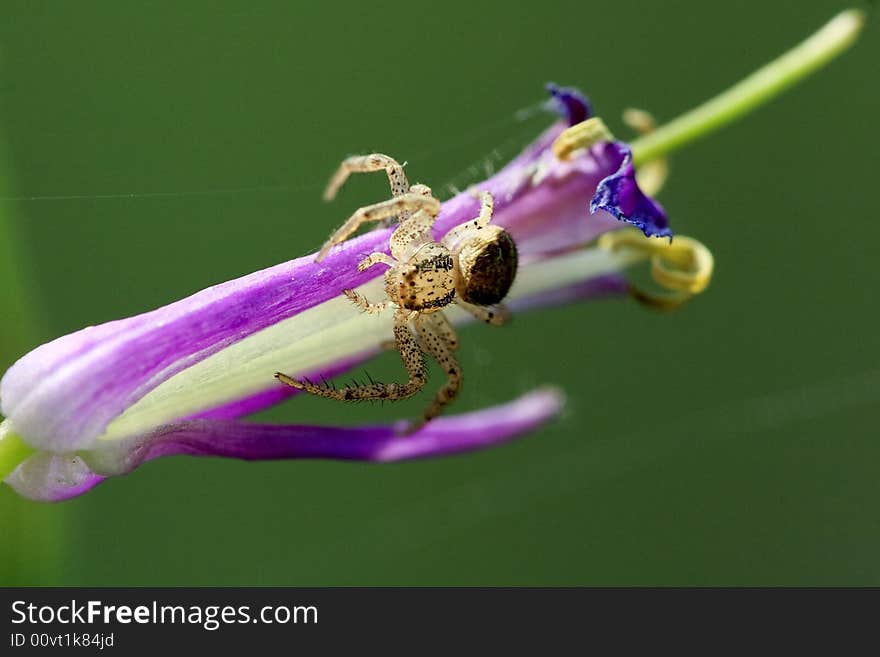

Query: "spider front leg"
(324, 153), (410, 202)
(343, 289), (391, 315)
(356, 252), (396, 272)
(275, 309), (427, 401)
(315, 193), (441, 262)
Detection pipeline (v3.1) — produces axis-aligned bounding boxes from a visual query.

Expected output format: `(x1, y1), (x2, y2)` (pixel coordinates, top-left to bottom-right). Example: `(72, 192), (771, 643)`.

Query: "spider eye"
(456, 229), (518, 306)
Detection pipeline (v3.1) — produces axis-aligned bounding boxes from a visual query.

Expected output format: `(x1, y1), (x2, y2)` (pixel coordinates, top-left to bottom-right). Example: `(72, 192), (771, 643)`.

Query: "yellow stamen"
(552, 117), (615, 161)
(598, 228), (714, 310)
(621, 108), (656, 134)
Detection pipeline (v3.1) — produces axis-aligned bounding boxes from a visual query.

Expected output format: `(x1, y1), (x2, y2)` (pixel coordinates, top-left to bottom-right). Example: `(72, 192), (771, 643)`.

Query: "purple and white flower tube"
(0, 85), (678, 501)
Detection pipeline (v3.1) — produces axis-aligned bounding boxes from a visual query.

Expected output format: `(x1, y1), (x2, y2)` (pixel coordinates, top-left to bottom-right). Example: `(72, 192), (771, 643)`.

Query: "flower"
(0, 85), (710, 501)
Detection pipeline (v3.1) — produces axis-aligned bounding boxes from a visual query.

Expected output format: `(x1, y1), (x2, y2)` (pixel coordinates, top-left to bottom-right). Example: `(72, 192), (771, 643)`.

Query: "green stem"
(630, 9), (866, 167)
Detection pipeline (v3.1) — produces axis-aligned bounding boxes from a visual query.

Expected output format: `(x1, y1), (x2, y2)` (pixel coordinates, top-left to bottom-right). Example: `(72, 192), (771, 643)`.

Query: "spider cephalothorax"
(275, 153), (517, 431)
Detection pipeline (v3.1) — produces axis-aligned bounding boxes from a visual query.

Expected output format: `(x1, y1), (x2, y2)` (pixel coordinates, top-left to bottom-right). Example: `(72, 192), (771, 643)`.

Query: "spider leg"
(357, 252), (396, 272)
(405, 312), (463, 434)
(343, 288), (392, 314)
(275, 309), (426, 401)
(389, 209), (441, 260)
(323, 153), (410, 202)
(455, 298), (510, 326)
(442, 191), (495, 244)
(315, 193), (440, 262)
(421, 309), (459, 351)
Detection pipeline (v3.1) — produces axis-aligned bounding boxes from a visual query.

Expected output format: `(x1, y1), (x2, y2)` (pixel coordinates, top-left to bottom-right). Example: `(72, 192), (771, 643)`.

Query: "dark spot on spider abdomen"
(414, 252), (453, 273)
(459, 229), (517, 305)
(402, 288), (455, 310)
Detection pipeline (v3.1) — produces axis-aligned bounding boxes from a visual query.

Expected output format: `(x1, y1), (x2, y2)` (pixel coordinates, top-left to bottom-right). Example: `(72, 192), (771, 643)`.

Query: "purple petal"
(546, 83), (592, 126)
(0, 250), (389, 451)
(590, 142), (672, 239)
(494, 158), (621, 259)
(509, 274), (629, 312)
(4, 388), (563, 502)
(142, 387), (563, 464)
(4, 452), (106, 502)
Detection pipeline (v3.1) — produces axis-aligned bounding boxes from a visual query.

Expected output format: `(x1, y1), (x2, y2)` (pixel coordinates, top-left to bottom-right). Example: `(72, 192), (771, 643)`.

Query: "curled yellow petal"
(598, 228), (714, 310)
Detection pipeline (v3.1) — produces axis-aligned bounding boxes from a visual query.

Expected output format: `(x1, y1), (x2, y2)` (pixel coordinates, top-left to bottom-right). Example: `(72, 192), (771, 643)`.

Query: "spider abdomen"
(454, 227), (518, 306)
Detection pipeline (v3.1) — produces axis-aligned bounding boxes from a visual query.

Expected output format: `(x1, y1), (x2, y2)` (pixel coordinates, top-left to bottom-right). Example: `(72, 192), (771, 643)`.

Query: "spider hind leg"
(402, 312), (463, 435)
(275, 312), (427, 402)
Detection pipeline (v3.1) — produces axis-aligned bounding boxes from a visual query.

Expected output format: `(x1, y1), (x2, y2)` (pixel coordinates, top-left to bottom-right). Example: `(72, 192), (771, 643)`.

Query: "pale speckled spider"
(275, 153), (518, 431)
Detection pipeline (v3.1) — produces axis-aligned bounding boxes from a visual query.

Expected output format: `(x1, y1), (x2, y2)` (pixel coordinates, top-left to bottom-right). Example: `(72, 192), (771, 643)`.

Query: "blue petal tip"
(590, 143), (672, 239)
(546, 82), (592, 126)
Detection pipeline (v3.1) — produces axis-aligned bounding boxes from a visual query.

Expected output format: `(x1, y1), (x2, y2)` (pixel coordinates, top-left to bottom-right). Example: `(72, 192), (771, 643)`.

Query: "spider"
(275, 153), (518, 432)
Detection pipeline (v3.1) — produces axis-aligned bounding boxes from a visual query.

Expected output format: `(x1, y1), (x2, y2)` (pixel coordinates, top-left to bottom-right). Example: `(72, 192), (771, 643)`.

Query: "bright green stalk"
(630, 9), (866, 166)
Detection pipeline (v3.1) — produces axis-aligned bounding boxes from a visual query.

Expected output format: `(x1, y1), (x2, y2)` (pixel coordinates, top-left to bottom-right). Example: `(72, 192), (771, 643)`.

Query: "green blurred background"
(0, 0), (877, 585)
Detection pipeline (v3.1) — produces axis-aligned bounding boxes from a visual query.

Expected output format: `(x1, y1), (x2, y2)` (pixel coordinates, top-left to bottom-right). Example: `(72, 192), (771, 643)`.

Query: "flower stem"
(630, 9), (866, 167)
